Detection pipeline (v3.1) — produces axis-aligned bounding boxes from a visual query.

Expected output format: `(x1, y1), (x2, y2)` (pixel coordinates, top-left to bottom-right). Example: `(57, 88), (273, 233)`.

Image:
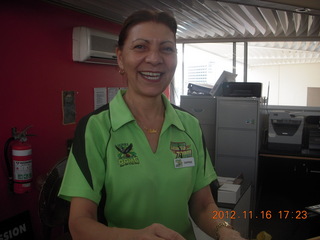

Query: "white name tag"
(174, 157), (195, 168)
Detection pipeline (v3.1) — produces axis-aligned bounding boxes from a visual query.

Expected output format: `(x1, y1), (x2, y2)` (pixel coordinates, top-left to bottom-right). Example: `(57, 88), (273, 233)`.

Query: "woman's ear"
(116, 47), (124, 70)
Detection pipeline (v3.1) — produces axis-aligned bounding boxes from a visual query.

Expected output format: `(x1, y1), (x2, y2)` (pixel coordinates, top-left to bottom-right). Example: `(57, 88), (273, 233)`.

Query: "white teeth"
(140, 72), (161, 80)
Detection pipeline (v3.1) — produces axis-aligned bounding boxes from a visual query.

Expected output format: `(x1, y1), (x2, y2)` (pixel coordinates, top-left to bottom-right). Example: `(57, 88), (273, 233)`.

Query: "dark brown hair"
(117, 9), (177, 50)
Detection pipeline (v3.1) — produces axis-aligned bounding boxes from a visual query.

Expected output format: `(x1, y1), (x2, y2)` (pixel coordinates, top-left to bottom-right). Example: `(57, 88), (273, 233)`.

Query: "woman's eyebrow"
(131, 38), (149, 44)
(131, 38), (175, 45)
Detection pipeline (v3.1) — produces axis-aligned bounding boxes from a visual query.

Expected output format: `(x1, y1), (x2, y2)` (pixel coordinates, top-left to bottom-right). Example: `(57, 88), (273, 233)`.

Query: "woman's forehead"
(126, 21), (176, 42)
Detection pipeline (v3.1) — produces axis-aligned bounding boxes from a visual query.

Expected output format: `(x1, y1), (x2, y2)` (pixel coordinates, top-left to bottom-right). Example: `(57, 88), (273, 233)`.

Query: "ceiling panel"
(45, 0), (320, 40)
(43, 0), (320, 65)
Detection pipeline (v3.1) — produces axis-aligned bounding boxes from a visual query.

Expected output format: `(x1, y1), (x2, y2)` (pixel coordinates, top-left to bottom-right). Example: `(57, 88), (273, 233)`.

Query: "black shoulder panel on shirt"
(72, 103), (110, 190)
(172, 103), (189, 113)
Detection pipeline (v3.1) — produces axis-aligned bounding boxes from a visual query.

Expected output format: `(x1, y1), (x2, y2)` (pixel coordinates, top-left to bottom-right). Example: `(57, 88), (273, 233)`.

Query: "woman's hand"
(218, 227), (246, 240)
(133, 223), (186, 240)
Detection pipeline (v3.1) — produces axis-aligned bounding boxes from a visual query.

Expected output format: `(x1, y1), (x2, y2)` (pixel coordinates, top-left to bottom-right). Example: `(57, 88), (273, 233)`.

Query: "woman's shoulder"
(171, 104), (200, 123)
(77, 103), (112, 131)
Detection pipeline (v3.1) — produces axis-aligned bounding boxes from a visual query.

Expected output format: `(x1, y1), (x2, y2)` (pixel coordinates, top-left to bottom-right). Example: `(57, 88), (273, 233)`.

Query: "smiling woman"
(117, 21), (177, 101)
(58, 9), (246, 240)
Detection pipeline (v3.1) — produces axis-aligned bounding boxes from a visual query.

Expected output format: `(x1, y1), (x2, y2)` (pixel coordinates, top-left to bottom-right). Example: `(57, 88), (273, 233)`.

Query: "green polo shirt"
(59, 90), (217, 240)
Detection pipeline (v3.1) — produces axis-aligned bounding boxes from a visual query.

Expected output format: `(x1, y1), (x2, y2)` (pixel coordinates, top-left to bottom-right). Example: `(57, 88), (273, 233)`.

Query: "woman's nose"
(145, 50), (163, 65)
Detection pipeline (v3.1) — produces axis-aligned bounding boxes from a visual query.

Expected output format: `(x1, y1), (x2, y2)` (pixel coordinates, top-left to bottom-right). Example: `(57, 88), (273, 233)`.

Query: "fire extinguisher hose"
(4, 137), (14, 190)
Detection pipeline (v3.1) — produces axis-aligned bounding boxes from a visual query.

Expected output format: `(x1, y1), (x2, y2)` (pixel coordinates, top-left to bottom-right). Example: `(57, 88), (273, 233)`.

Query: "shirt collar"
(110, 90), (185, 133)
(161, 95), (185, 133)
(110, 90), (135, 131)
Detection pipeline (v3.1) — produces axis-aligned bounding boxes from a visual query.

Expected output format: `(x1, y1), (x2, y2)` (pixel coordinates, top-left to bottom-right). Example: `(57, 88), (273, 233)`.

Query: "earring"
(119, 68), (125, 75)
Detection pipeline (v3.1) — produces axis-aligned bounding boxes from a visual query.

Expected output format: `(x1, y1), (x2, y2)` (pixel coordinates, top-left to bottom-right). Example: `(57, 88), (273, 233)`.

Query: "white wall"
(248, 63), (320, 106)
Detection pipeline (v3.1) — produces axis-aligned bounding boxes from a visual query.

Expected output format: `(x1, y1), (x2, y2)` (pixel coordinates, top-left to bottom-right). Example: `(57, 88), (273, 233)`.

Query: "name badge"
(174, 157), (195, 168)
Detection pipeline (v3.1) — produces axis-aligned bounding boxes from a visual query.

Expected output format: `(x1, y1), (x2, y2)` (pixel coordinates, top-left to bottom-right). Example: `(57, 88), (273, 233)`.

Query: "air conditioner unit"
(72, 26), (118, 65)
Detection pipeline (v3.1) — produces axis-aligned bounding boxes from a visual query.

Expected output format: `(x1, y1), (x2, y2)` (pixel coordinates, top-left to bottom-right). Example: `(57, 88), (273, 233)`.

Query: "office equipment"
(210, 71), (237, 96)
(187, 83), (213, 96)
(222, 82), (262, 98)
(218, 183), (241, 204)
(309, 130), (320, 150)
(180, 95), (216, 161)
(268, 111), (304, 151)
(305, 116), (320, 150)
(215, 97), (260, 211)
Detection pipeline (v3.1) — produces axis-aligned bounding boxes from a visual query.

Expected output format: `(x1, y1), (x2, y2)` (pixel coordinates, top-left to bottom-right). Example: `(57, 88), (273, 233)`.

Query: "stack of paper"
(217, 176), (235, 185)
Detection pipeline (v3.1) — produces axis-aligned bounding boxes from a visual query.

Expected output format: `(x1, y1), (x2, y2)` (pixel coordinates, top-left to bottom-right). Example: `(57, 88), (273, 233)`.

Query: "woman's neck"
(123, 90), (165, 152)
(123, 91), (165, 121)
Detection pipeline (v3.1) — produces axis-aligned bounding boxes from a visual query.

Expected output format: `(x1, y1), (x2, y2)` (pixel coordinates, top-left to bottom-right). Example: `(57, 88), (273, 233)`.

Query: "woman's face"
(117, 21), (177, 98)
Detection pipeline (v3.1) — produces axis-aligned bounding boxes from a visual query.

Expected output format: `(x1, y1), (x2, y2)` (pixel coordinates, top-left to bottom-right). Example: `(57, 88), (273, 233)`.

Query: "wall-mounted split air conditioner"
(72, 26), (118, 65)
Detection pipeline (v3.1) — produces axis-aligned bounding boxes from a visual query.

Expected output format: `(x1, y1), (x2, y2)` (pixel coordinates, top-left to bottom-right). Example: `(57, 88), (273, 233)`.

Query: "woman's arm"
(189, 185), (246, 240)
(68, 197), (186, 240)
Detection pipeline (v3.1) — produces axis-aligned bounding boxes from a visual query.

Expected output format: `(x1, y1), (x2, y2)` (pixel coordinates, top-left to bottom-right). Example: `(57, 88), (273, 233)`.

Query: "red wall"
(0, 0), (124, 239)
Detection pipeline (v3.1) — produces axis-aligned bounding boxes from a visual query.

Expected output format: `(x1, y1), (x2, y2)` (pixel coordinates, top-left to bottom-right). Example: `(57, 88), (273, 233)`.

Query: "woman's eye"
(162, 46), (176, 53)
(133, 45), (146, 50)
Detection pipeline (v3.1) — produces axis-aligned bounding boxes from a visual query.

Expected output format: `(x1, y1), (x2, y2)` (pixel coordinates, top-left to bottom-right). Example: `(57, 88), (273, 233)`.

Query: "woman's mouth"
(140, 71), (162, 81)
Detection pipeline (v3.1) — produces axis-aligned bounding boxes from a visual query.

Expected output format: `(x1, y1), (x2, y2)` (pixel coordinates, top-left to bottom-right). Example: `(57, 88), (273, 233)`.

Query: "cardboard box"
(218, 183), (241, 204)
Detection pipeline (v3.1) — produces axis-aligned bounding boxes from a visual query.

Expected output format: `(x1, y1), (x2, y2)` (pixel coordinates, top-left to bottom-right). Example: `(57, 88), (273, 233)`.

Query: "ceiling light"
(295, 8), (311, 13)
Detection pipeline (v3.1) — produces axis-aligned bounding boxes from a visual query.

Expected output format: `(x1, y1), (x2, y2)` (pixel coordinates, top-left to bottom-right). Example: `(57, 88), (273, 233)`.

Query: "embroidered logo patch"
(115, 143), (140, 167)
(170, 142), (194, 168)
(170, 142), (192, 158)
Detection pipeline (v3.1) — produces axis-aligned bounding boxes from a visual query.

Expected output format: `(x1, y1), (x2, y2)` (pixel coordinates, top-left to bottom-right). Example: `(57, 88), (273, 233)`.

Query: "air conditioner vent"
(73, 27), (118, 65)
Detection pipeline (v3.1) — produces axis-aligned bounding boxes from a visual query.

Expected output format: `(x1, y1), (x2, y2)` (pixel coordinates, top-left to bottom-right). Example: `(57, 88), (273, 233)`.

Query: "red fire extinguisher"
(4, 126), (34, 194)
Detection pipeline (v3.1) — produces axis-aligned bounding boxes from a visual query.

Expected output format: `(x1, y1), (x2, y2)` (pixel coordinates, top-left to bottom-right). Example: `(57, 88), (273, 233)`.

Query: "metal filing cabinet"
(215, 97), (260, 204)
(180, 95), (216, 163)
